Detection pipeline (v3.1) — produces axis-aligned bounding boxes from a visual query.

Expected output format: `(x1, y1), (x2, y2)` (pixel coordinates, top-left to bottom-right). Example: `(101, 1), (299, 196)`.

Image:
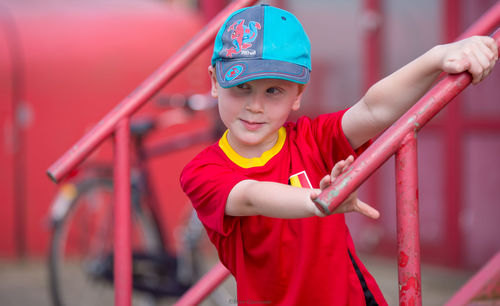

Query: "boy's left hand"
(439, 35), (498, 84)
(310, 155), (380, 219)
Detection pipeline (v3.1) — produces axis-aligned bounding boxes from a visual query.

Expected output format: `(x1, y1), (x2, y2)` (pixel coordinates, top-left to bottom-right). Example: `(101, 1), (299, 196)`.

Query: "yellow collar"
(218, 127), (286, 168)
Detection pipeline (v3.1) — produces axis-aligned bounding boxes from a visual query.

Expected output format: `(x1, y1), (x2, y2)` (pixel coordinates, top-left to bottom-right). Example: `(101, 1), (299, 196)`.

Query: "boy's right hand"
(310, 155), (380, 219)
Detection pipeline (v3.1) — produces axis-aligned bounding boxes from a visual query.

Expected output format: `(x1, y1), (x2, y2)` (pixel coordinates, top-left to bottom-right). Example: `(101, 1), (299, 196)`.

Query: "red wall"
(0, 1), (211, 257)
(0, 14), (16, 256)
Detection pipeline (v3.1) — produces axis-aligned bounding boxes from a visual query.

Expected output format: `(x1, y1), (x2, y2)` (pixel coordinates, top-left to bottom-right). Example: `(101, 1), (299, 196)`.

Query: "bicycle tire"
(178, 210), (237, 306)
(48, 176), (165, 306)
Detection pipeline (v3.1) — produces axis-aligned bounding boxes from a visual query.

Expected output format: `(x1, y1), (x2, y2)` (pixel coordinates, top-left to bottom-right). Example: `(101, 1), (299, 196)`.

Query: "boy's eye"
(236, 83), (250, 90)
(266, 87), (283, 95)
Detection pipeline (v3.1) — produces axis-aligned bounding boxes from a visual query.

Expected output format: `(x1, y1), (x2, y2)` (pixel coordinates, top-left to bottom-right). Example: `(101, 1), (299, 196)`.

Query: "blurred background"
(0, 0), (499, 305)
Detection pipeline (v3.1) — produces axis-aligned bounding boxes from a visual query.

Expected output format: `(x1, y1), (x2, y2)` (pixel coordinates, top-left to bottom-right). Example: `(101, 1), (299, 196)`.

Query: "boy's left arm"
(343, 36), (498, 150)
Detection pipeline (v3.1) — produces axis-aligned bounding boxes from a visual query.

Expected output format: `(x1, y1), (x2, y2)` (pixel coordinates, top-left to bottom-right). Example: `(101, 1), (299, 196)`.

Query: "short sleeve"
(180, 149), (247, 237)
(310, 109), (371, 170)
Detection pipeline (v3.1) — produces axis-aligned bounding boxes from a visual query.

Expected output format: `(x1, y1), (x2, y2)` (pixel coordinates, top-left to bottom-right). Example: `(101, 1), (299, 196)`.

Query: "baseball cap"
(211, 4), (311, 88)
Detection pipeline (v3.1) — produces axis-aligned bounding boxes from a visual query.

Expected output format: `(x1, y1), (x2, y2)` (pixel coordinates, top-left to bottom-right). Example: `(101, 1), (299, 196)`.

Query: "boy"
(181, 4), (497, 305)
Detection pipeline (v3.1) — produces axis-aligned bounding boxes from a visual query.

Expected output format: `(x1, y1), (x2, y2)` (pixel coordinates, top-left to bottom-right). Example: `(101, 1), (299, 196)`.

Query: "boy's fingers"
(355, 199), (380, 219)
(472, 44), (492, 71)
(319, 175), (331, 190)
(331, 160), (345, 178)
(471, 44), (494, 83)
(482, 36), (498, 59)
(476, 39), (496, 62)
(343, 155), (354, 171)
(479, 41), (498, 79)
(309, 191), (317, 200)
(467, 37), (499, 84)
(331, 155), (354, 178)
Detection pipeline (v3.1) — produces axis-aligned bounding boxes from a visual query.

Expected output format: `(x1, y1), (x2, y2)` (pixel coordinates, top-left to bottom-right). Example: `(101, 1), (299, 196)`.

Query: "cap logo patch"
(224, 64), (245, 81)
(225, 19), (261, 57)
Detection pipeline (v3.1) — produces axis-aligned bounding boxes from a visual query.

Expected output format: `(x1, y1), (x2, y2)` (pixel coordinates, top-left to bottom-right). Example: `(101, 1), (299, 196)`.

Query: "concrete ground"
(360, 254), (474, 305)
(0, 254), (476, 306)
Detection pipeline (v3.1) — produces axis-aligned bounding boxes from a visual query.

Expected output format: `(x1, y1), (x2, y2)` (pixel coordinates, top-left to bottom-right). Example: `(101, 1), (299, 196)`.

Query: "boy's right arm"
(225, 156), (380, 219)
(225, 180), (322, 218)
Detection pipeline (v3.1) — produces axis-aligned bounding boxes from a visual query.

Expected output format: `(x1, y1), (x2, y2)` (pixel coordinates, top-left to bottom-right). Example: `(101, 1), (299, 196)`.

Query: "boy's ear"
(208, 65), (218, 98)
(291, 84), (306, 111)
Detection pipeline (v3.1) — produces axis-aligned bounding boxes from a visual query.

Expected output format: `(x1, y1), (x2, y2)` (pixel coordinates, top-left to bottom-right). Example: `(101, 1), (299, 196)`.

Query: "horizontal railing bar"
(46, 0), (259, 183)
(314, 25), (500, 214)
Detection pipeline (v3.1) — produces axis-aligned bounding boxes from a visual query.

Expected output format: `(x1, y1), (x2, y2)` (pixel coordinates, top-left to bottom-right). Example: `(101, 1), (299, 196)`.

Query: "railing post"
(114, 117), (132, 306)
(396, 133), (421, 306)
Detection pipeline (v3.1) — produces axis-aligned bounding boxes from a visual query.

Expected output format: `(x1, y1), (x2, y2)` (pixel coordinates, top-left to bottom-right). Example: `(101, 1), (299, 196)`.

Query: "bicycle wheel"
(48, 176), (165, 306)
(177, 210), (237, 306)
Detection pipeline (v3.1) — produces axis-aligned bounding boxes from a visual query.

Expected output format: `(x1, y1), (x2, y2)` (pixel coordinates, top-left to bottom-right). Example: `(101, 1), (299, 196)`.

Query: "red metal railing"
(446, 251), (500, 305)
(314, 4), (500, 305)
(47, 1), (500, 305)
(113, 118), (132, 306)
(175, 262), (230, 305)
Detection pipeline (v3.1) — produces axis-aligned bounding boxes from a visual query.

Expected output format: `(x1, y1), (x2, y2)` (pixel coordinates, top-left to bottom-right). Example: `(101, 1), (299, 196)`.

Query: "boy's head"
(211, 4), (311, 89)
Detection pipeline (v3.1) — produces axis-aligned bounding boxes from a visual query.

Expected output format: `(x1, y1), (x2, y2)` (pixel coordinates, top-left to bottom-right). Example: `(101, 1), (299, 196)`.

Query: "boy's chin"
(240, 133), (279, 149)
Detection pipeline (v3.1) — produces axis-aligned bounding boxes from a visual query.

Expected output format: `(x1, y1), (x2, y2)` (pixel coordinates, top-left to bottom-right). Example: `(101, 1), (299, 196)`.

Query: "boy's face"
(209, 66), (304, 157)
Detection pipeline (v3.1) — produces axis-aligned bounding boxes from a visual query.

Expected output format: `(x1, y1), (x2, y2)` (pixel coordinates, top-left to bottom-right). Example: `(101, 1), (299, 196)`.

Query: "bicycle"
(47, 93), (233, 306)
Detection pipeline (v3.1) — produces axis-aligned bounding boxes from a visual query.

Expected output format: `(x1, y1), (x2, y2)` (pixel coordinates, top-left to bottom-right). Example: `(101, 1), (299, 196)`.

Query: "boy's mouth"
(240, 119), (264, 131)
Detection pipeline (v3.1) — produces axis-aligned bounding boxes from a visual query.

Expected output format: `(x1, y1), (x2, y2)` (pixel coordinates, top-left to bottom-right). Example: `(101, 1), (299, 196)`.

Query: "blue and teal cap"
(212, 4), (311, 88)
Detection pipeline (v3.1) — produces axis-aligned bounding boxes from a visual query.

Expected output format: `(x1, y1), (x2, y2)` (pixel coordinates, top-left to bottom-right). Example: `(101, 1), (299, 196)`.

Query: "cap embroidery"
(225, 19), (261, 57)
(225, 64), (245, 81)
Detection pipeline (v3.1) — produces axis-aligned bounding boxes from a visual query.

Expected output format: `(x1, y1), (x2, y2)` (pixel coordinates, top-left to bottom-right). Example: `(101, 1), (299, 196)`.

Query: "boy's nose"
(245, 95), (264, 113)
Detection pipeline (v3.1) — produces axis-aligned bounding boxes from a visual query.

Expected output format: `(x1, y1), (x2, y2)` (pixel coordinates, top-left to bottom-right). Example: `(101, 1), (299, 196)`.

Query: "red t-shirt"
(181, 110), (387, 305)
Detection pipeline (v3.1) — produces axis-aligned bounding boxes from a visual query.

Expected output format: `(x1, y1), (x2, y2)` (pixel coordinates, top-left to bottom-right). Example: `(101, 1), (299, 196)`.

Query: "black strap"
(348, 249), (378, 306)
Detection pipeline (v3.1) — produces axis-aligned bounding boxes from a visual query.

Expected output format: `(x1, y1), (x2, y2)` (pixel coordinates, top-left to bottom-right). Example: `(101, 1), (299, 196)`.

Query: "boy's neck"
(226, 130), (281, 159)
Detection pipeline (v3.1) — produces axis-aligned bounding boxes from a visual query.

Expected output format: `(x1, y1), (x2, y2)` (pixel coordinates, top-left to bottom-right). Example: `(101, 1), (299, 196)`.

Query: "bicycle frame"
(131, 110), (220, 255)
